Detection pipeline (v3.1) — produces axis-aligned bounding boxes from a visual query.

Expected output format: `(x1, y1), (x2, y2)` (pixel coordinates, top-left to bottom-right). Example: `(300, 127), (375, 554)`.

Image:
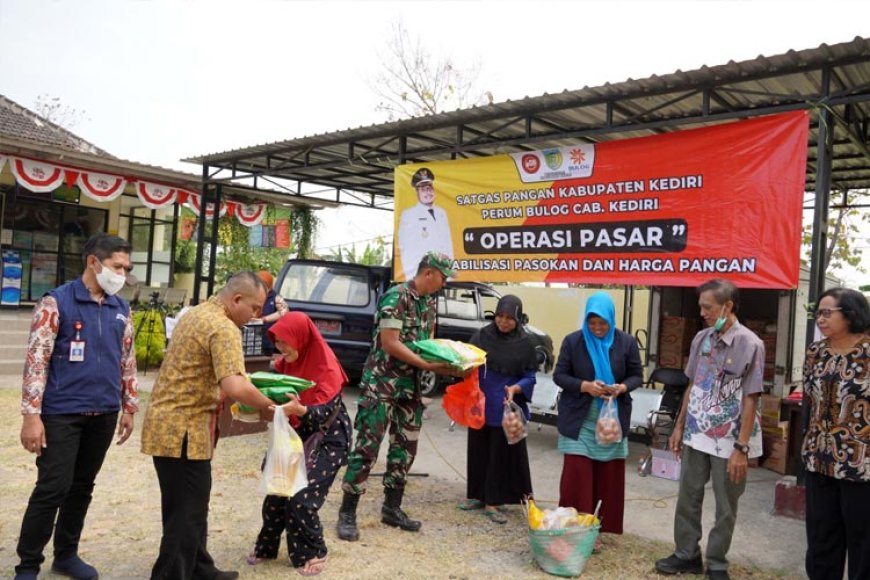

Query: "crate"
(242, 324), (268, 357)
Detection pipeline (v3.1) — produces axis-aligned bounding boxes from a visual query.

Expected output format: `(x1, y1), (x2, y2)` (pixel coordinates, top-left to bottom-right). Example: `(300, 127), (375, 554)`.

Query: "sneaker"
(51, 555), (98, 580)
(13, 573), (38, 580)
(706, 570), (730, 580)
(655, 553), (704, 575)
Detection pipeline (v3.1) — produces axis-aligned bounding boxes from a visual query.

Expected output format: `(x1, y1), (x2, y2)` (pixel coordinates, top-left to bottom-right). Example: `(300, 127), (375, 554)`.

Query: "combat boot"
(381, 487), (421, 532)
(337, 492), (360, 541)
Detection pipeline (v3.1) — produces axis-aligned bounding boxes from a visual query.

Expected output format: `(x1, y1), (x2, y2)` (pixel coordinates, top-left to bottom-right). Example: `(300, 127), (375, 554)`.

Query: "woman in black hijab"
(458, 295), (538, 523)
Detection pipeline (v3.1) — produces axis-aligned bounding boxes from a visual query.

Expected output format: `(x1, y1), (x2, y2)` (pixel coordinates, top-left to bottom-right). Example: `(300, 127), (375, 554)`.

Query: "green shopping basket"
(528, 523), (599, 577)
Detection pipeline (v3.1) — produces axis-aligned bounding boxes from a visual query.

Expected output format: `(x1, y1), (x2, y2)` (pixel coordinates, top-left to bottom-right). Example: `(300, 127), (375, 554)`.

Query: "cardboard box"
(658, 351), (682, 369)
(651, 447), (681, 481)
(659, 316), (698, 369)
(744, 319), (767, 334)
(760, 393), (782, 416)
(761, 433), (788, 474)
(762, 421), (789, 439)
(762, 454), (787, 474)
(760, 393), (782, 426)
(762, 413), (783, 429)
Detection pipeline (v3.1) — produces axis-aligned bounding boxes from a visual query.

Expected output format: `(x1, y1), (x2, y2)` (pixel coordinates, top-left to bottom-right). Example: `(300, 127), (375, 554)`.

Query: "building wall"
(0, 167), (176, 303)
(488, 285), (650, 361)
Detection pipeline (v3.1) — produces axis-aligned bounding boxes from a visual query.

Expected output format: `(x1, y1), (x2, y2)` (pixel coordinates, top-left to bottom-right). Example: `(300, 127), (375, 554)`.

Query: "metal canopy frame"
(187, 38), (870, 205)
(185, 38), (870, 314)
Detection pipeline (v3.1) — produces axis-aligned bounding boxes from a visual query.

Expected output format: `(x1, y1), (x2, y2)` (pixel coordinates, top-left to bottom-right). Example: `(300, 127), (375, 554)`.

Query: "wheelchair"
(637, 367), (690, 477)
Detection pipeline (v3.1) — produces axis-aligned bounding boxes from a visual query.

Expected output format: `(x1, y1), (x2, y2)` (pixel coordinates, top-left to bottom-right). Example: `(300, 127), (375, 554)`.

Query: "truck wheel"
(419, 370), (440, 397)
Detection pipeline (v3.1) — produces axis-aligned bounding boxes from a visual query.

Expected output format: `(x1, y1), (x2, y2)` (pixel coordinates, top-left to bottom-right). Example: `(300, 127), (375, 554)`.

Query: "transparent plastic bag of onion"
(502, 399), (528, 444)
(595, 396), (623, 445)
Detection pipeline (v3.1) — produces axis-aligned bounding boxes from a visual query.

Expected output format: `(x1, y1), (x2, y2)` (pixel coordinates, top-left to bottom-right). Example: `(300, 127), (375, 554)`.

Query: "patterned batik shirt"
(359, 281), (436, 401)
(21, 295), (138, 415)
(801, 335), (870, 482)
(140, 296), (246, 460)
(683, 321), (764, 459)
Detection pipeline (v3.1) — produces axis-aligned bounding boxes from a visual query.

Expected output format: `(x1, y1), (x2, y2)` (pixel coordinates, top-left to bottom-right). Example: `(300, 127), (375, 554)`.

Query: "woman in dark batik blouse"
(801, 287), (870, 580)
(247, 312), (352, 577)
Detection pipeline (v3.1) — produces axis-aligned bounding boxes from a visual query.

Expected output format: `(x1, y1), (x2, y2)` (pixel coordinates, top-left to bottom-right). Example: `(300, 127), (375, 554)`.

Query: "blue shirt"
(478, 366), (536, 427)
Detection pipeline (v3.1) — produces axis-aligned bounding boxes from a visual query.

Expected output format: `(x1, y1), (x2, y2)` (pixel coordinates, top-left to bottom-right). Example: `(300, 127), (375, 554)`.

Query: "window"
(1, 185), (106, 300)
(437, 287), (479, 320)
(120, 194), (175, 287)
(279, 264), (371, 307)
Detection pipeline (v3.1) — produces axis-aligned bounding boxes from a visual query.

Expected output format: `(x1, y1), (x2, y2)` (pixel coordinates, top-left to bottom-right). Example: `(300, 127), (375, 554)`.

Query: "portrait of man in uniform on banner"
(396, 167), (455, 281)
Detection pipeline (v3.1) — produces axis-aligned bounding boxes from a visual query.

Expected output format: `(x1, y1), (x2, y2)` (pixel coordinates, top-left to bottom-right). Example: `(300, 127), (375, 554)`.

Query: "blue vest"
(43, 278), (130, 414)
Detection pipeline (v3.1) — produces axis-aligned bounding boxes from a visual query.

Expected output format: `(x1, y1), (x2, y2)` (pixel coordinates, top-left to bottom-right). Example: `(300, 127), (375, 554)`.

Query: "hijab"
(470, 295), (537, 376)
(269, 311), (347, 406)
(257, 270), (274, 291)
(581, 292), (616, 386)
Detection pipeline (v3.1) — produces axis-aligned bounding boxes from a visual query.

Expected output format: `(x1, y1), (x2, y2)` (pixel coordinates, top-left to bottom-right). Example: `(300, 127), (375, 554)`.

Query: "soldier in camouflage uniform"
(337, 251), (458, 542)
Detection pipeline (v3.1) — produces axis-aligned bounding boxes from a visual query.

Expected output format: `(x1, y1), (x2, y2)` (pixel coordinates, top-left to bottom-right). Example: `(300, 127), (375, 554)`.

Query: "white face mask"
(94, 262), (126, 296)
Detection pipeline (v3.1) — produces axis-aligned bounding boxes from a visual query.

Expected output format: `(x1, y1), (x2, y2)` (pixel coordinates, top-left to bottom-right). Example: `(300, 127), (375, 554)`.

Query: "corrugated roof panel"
(184, 38), (870, 200)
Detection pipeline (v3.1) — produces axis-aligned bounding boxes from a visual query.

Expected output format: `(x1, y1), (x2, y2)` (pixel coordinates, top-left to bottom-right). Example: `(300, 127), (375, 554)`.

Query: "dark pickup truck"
(274, 259), (554, 395)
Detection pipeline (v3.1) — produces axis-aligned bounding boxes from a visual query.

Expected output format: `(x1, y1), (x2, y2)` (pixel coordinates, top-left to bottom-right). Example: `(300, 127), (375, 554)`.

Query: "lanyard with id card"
(70, 321), (86, 362)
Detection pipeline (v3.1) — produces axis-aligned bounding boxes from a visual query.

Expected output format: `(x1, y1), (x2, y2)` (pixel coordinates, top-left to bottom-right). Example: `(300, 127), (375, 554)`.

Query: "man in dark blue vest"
(15, 234), (139, 580)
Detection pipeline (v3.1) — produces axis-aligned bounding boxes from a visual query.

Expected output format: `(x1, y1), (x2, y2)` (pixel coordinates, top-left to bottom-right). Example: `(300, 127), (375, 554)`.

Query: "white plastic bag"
(541, 506), (580, 530)
(258, 409), (308, 497)
(502, 400), (528, 445)
(595, 397), (623, 445)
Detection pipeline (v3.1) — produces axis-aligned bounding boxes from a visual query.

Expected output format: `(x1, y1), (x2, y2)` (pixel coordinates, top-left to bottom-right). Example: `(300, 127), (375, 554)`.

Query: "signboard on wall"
(1, 250), (22, 306)
(393, 111), (808, 289)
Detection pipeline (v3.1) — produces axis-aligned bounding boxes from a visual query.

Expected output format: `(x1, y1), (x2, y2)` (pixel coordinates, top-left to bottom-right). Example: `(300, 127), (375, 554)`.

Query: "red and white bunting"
(187, 192), (227, 218)
(77, 171), (126, 202)
(136, 181), (178, 209)
(1, 155), (275, 222)
(9, 157), (65, 193)
(234, 202), (267, 226)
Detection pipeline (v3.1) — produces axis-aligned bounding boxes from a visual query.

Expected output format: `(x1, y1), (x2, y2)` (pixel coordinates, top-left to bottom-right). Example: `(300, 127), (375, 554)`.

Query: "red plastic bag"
(441, 372), (485, 429)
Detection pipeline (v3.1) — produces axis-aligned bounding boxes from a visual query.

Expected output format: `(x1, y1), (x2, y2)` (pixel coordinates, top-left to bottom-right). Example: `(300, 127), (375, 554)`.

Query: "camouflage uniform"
(342, 280), (436, 494)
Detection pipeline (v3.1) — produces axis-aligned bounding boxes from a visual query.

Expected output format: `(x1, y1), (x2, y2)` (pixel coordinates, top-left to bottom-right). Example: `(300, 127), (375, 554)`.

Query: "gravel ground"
(0, 389), (797, 579)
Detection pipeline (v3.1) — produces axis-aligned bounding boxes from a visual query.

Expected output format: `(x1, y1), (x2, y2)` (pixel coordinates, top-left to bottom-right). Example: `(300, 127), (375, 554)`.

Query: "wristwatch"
(733, 441), (750, 454)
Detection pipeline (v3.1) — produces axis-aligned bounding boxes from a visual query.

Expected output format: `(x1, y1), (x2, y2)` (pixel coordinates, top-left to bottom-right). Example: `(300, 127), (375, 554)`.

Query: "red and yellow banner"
(393, 111), (808, 288)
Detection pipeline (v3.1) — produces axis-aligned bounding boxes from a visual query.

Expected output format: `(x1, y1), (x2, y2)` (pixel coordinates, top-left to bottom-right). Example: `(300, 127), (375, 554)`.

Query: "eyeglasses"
(814, 307), (842, 319)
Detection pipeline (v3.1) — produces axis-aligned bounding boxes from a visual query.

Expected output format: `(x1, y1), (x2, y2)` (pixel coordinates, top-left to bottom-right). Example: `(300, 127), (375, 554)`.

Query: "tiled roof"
(0, 94), (114, 158)
(0, 95), (331, 208)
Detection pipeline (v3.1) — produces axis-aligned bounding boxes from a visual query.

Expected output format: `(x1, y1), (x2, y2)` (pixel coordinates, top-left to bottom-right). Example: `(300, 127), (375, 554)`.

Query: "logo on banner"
(521, 154), (540, 174)
(543, 149), (563, 170)
(510, 144), (595, 183)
